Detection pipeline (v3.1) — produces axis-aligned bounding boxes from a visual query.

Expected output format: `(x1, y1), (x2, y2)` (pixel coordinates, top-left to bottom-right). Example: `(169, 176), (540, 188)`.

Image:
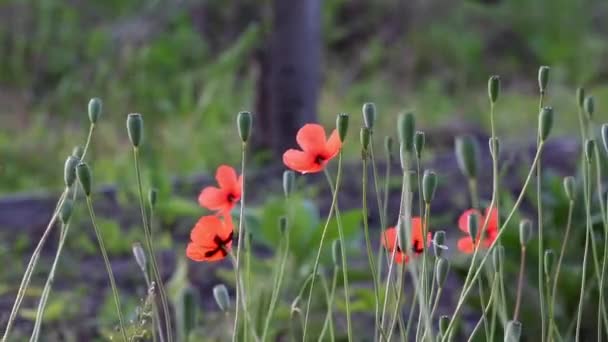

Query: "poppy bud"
(213, 284), (231, 312)
(433, 230), (447, 257)
(148, 188), (158, 209)
(400, 143), (408, 170)
(489, 137), (500, 159)
(279, 216), (288, 234)
(398, 112), (415, 152)
(538, 66), (550, 94)
(422, 170), (437, 204)
(577, 87), (585, 109)
(602, 124), (608, 155)
(584, 96), (595, 119)
(492, 245), (504, 272)
(126, 113), (144, 147)
(538, 107), (553, 142)
(360, 127), (371, 152)
(331, 240), (341, 268)
(544, 249), (554, 277)
(132, 242), (147, 274)
(563, 176), (576, 201)
(519, 219), (533, 246)
(435, 257), (450, 288)
(397, 218), (409, 253)
(64, 155), (80, 188)
(488, 75), (500, 103)
(467, 212), (479, 242)
(362, 102), (376, 129)
(72, 145), (84, 159)
(336, 113), (349, 142)
(414, 131), (425, 159)
(505, 320), (522, 342)
(237, 111), (252, 143)
(76, 162), (92, 196)
(283, 170), (295, 198)
(455, 135), (479, 179)
(59, 199), (74, 225)
(585, 139), (595, 163)
(88, 97), (102, 124)
(439, 315), (450, 336)
(385, 136), (394, 162)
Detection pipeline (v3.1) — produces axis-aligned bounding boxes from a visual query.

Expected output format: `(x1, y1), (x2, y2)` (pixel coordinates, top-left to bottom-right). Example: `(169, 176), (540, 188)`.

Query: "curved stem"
(318, 267), (338, 342)
(467, 273), (497, 342)
(233, 142), (249, 341)
(575, 161), (593, 341)
(513, 247), (526, 321)
(134, 148), (172, 342)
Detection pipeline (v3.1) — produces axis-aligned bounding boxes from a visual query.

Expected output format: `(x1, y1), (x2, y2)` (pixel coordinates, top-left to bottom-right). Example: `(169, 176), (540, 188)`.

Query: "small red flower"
(283, 124), (342, 174)
(198, 165), (242, 213)
(457, 207), (498, 254)
(186, 215), (234, 262)
(381, 217), (432, 264)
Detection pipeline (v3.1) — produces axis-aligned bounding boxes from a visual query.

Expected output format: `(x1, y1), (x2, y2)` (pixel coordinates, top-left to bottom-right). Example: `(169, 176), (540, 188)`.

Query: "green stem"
(537, 152), (547, 342)
(85, 196), (128, 341)
(133, 148), (172, 342)
(443, 143), (545, 341)
(318, 267), (338, 342)
(513, 247), (526, 321)
(323, 163), (353, 341)
(467, 273), (497, 342)
(594, 149), (608, 340)
(302, 153), (343, 341)
(575, 160), (593, 341)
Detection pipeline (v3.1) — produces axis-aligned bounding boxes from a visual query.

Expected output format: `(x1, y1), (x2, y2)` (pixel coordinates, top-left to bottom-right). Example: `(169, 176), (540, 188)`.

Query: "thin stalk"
(537, 154), (547, 342)
(594, 150), (608, 340)
(324, 164), (353, 341)
(149, 199), (167, 342)
(133, 148), (172, 341)
(243, 231), (252, 341)
(233, 142), (249, 341)
(476, 274), (490, 341)
(84, 196), (128, 341)
(415, 203), (432, 339)
(389, 261), (407, 340)
(318, 267), (338, 342)
(362, 151), (383, 339)
(371, 142), (389, 302)
(227, 253), (259, 342)
(467, 273), (497, 342)
(513, 247), (526, 320)
(302, 153), (343, 341)
(575, 160), (593, 341)
(442, 143), (545, 341)
(403, 287), (418, 340)
(548, 200), (574, 341)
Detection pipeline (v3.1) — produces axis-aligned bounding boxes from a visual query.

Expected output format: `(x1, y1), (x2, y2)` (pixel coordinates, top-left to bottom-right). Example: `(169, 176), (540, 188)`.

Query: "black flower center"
(204, 232), (234, 258)
(314, 154), (325, 165)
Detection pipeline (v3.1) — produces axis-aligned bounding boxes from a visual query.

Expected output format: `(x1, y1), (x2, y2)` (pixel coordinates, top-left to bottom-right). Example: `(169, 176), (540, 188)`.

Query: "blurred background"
(2, 0), (608, 339)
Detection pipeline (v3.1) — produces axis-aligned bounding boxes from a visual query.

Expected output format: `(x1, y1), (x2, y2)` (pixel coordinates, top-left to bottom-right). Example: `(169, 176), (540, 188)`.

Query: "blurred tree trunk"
(255, 0), (321, 159)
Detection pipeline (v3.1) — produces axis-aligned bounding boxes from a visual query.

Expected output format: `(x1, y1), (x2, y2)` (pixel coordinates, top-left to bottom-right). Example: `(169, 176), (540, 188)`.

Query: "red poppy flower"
(457, 207), (498, 254)
(198, 165), (242, 213)
(283, 124), (342, 174)
(381, 217), (432, 264)
(186, 215), (234, 262)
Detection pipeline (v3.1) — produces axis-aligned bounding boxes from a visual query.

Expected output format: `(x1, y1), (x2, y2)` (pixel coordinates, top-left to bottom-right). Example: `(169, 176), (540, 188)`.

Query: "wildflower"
(198, 165), (242, 213)
(186, 215), (234, 262)
(457, 207), (498, 254)
(381, 217), (431, 264)
(282, 124), (342, 174)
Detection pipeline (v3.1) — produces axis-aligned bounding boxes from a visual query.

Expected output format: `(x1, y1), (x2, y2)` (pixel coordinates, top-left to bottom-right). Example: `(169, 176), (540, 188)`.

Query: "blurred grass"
(1, 0), (607, 194)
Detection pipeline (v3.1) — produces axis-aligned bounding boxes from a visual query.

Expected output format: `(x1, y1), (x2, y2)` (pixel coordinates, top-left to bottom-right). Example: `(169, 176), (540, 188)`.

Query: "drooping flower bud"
(336, 113), (349, 142)
(601, 124), (608, 155)
(519, 219), (533, 246)
(88, 97), (102, 124)
(585, 139), (595, 163)
(362, 102), (376, 129)
(505, 320), (522, 342)
(422, 170), (437, 204)
(563, 176), (576, 201)
(237, 111), (252, 143)
(132, 242), (147, 274)
(414, 131), (425, 159)
(455, 135), (479, 179)
(331, 240), (341, 268)
(385, 136), (394, 163)
(398, 112), (415, 152)
(576, 87), (585, 109)
(467, 212), (479, 242)
(59, 199), (74, 225)
(488, 75), (500, 103)
(148, 188), (158, 209)
(544, 249), (554, 277)
(76, 162), (92, 196)
(439, 315), (450, 336)
(584, 96), (595, 119)
(64, 155), (80, 188)
(435, 257), (450, 288)
(538, 107), (553, 142)
(213, 284), (231, 312)
(360, 127), (371, 152)
(126, 113), (144, 147)
(283, 170), (295, 198)
(72, 145), (85, 159)
(433, 230), (447, 257)
(538, 66), (550, 94)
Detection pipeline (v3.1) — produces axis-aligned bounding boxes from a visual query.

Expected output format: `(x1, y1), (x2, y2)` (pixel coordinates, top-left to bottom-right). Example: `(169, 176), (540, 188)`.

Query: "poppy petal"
(381, 227), (398, 251)
(296, 124), (327, 154)
(324, 129), (342, 159)
(216, 165), (239, 193)
(186, 242), (228, 262)
(395, 252), (409, 264)
(485, 206), (499, 232)
(198, 187), (228, 211)
(283, 149), (319, 174)
(190, 215), (224, 246)
(457, 237), (475, 254)
(458, 209), (481, 233)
